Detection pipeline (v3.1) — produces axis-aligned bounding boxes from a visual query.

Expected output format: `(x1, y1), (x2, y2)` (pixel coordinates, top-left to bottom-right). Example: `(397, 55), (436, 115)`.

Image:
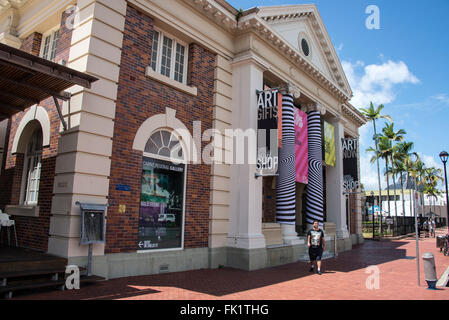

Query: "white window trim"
(20, 131), (42, 206)
(39, 25), (60, 61)
(151, 27), (189, 86)
(137, 134), (188, 253)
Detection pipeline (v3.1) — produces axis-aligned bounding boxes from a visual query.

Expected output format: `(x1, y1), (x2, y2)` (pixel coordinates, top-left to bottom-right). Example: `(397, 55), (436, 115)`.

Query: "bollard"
(422, 252), (437, 290)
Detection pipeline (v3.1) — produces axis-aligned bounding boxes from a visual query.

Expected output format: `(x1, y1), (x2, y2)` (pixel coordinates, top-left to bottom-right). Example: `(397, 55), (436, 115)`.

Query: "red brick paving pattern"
(14, 229), (449, 300)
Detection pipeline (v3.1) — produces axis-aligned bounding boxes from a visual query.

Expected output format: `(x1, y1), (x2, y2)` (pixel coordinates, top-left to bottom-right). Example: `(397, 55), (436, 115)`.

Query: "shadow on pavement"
(13, 240), (418, 300)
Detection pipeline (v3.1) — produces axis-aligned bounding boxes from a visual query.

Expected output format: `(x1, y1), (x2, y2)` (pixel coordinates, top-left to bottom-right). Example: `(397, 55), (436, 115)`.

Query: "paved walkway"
(13, 229), (449, 300)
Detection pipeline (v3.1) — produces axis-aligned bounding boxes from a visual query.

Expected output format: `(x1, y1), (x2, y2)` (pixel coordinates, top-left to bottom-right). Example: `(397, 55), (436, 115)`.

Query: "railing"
(362, 215), (416, 238)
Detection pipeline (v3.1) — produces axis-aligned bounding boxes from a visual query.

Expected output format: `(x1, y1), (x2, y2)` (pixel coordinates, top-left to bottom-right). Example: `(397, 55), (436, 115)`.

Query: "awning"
(0, 43), (98, 126)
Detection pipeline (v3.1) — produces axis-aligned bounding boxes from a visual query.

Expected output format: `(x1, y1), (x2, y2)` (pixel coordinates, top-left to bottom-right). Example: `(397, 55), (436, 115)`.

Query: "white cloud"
(360, 153), (387, 191)
(418, 153), (443, 171)
(432, 94), (449, 105)
(342, 59), (420, 109)
(336, 43), (344, 53)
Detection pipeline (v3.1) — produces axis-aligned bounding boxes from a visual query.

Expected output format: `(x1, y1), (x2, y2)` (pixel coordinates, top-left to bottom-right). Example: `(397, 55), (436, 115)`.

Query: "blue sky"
(228, 0), (449, 190)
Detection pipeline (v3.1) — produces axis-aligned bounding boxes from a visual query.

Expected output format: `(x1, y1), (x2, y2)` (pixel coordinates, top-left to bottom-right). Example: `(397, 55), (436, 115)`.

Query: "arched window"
(22, 128), (43, 205)
(138, 129), (186, 251)
(144, 130), (184, 161)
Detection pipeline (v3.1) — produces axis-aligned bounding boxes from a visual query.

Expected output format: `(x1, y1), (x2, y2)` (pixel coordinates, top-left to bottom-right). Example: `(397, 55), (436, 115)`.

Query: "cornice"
(0, 0), (29, 16)
(342, 103), (366, 127)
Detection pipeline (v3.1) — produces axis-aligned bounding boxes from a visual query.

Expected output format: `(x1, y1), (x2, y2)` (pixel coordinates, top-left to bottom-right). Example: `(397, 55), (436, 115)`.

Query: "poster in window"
(138, 157), (185, 250)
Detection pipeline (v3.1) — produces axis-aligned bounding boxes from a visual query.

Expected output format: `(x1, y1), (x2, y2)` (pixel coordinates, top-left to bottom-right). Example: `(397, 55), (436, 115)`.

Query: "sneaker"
(309, 267), (314, 273)
(317, 270), (322, 275)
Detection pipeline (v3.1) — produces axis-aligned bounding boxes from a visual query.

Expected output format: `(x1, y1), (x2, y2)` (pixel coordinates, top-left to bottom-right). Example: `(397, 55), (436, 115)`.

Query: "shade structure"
(0, 43), (98, 121)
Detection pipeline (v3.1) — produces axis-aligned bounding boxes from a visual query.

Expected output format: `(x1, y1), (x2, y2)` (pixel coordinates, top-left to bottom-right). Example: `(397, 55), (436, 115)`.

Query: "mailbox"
(76, 202), (108, 245)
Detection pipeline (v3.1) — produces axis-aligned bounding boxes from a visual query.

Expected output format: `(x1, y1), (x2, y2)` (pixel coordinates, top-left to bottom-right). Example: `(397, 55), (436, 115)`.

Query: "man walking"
(307, 220), (326, 275)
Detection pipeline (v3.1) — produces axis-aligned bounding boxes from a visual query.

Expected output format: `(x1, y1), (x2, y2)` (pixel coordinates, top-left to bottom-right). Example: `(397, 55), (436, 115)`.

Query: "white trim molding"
(133, 107), (199, 164)
(11, 105), (51, 154)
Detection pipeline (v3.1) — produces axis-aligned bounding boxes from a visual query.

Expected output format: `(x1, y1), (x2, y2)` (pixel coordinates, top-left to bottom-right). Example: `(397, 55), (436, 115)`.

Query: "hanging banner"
(294, 107), (308, 184)
(342, 138), (359, 190)
(257, 88), (282, 175)
(324, 121), (336, 167)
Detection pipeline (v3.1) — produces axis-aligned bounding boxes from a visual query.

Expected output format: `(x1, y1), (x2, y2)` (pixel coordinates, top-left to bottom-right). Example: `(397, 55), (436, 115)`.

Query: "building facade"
(0, 0), (366, 279)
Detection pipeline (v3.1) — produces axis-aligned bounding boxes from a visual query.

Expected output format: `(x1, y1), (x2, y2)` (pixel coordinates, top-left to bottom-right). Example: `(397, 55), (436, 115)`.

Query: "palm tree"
(368, 135), (393, 234)
(361, 102), (393, 230)
(382, 123), (406, 219)
(414, 160), (427, 218)
(424, 167), (443, 215)
(395, 141), (415, 217)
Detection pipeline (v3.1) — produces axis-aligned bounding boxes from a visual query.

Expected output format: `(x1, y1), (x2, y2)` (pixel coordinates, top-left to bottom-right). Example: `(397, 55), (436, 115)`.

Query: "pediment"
(258, 5), (352, 97)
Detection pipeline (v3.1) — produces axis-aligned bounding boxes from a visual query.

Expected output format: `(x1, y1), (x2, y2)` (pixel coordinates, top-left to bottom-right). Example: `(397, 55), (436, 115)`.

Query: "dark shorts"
(309, 246), (323, 261)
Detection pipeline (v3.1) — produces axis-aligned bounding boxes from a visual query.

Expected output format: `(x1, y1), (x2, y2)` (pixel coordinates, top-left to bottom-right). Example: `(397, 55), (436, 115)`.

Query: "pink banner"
(294, 108), (308, 184)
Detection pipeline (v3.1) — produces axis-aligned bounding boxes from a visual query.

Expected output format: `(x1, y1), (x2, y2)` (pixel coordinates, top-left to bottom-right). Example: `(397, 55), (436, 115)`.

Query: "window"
(22, 129), (43, 205)
(138, 130), (186, 251)
(150, 29), (188, 84)
(40, 28), (60, 61)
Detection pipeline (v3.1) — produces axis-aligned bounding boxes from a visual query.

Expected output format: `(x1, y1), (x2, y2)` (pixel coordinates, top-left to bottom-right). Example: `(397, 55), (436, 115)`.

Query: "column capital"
(305, 102), (326, 115)
(231, 50), (271, 71)
(279, 82), (301, 99)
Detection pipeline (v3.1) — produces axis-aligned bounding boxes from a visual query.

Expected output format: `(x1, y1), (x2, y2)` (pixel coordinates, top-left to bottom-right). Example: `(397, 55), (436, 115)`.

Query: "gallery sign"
(342, 138), (359, 190)
(256, 89), (282, 175)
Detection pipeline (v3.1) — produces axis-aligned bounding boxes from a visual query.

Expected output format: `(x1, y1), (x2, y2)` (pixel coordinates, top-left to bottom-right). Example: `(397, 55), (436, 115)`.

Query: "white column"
(48, 0), (127, 258)
(226, 52), (268, 250)
(325, 117), (349, 239)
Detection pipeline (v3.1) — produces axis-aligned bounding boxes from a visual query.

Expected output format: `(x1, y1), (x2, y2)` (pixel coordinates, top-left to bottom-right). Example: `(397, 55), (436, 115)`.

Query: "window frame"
(150, 28), (189, 85)
(39, 26), (60, 62)
(137, 129), (188, 253)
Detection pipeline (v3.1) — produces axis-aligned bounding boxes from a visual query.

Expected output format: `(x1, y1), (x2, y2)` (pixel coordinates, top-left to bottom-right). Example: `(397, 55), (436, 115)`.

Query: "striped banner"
(276, 94), (296, 225)
(305, 111), (324, 225)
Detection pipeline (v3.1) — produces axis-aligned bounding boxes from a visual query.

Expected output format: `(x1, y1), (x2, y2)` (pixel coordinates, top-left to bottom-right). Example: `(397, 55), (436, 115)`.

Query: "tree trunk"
(373, 121), (382, 234)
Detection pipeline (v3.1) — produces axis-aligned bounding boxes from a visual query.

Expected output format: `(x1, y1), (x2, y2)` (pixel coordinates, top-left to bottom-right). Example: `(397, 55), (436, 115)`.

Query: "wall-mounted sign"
(116, 184), (131, 191)
(342, 138), (359, 190)
(294, 107), (308, 184)
(257, 89), (282, 175)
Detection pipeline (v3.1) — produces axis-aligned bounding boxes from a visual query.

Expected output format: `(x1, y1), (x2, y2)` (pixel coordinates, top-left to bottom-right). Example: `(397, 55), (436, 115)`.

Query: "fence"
(362, 215), (416, 238)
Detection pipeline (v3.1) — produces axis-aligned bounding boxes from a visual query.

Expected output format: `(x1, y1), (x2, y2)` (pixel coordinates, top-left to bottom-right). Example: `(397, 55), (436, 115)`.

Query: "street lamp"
(439, 151), (449, 233)
(371, 191), (375, 239)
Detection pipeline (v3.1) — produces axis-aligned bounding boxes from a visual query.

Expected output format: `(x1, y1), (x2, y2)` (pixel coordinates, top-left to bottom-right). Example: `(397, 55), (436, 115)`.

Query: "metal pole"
(87, 243), (93, 277)
(413, 188), (420, 286)
(443, 162), (449, 234)
(372, 199), (375, 239)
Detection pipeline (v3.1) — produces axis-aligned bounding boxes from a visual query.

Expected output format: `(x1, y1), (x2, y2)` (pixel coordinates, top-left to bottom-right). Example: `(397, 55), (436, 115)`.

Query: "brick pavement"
(12, 228), (449, 300)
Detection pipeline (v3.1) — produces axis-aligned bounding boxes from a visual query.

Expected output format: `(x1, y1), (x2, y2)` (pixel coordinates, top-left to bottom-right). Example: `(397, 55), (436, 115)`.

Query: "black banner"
(342, 138), (359, 190)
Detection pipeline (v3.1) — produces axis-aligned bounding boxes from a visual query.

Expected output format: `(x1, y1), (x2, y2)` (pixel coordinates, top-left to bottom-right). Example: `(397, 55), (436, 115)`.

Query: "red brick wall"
(262, 176), (276, 223)
(0, 9), (73, 251)
(20, 32), (43, 56)
(106, 4), (215, 253)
